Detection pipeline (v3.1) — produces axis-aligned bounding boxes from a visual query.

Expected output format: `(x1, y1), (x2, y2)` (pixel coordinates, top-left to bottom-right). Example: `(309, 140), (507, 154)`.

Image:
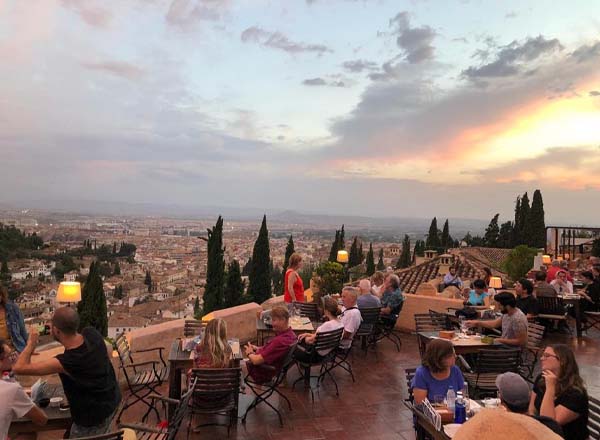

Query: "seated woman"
(294, 296), (344, 363)
(193, 318), (233, 368)
(529, 344), (589, 440)
(412, 339), (464, 405)
(466, 279), (490, 307)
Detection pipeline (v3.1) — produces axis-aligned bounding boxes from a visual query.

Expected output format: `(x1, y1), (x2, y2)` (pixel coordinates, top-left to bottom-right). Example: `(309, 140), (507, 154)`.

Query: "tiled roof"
(451, 247), (512, 271)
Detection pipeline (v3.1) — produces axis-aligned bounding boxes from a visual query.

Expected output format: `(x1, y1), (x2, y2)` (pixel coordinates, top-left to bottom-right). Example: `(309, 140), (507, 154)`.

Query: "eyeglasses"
(540, 353), (559, 360)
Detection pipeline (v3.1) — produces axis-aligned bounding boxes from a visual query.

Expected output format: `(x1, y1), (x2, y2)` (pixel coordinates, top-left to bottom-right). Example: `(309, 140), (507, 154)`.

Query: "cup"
(433, 395), (444, 407)
(50, 397), (63, 408)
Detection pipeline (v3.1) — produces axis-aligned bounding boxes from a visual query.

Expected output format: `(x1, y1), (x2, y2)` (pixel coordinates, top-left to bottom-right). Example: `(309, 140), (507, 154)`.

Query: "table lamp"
(57, 281), (82, 306)
(542, 255), (551, 265)
(336, 250), (349, 264)
(488, 276), (502, 295)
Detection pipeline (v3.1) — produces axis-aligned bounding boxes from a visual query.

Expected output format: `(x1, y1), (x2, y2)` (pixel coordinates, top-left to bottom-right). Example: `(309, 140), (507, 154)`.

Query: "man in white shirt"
(0, 340), (47, 438)
(339, 287), (362, 348)
(550, 271), (574, 295)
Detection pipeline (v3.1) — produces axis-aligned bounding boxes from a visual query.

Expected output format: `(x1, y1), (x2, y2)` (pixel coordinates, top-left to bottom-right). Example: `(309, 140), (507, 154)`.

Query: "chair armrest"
(124, 360), (159, 369)
(118, 423), (162, 434)
(148, 394), (181, 405)
(456, 354), (473, 373)
(133, 347), (164, 354)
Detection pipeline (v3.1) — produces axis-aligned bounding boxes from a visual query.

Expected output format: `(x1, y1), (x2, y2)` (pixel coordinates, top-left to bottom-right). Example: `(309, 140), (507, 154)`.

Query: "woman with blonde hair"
(284, 253), (305, 308)
(194, 318), (232, 368)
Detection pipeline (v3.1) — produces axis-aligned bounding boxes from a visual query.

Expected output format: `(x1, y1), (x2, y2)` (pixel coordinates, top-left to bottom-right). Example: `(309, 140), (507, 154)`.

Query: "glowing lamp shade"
(57, 281), (82, 303)
(542, 255), (552, 265)
(557, 256), (563, 261)
(337, 250), (349, 264)
(489, 277), (502, 289)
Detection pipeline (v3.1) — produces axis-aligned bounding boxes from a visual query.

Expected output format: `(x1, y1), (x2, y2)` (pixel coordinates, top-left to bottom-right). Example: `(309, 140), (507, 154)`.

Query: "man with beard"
(13, 307), (121, 438)
(466, 292), (528, 347)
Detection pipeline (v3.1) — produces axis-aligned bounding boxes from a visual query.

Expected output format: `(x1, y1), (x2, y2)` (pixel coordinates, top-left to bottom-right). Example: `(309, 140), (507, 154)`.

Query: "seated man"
(442, 267), (463, 290)
(534, 271), (557, 297)
(515, 278), (539, 320)
(379, 274), (404, 324)
(356, 279), (381, 308)
(496, 372), (563, 437)
(550, 271), (574, 295)
(0, 340), (47, 438)
(338, 287), (362, 349)
(245, 306), (296, 383)
(465, 292), (528, 347)
(13, 307), (121, 439)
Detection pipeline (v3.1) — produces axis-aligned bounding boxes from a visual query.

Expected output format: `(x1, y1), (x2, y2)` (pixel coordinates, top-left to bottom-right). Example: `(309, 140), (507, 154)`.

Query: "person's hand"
(244, 344), (254, 357)
(543, 369), (558, 390)
(464, 320), (476, 328)
(27, 326), (39, 348)
(297, 333), (308, 341)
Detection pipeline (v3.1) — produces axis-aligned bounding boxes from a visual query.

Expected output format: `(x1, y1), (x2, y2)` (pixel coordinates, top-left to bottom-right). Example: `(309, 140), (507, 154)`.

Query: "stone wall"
(395, 293), (464, 332)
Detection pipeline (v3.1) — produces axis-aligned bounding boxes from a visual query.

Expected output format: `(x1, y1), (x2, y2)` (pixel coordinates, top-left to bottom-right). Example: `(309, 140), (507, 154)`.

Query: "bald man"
(13, 307), (121, 438)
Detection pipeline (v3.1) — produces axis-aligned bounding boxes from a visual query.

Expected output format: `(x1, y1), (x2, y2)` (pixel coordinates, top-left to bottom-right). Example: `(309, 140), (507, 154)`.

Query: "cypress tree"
(113, 261), (121, 276)
(426, 217), (440, 249)
(328, 230), (340, 262)
(203, 216), (225, 314)
(224, 259), (244, 308)
(484, 214), (500, 247)
(282, 235), (295, 274)
(112, 242), (117, 254)
(498, 221), (514, 248)
(248, 215), (271, 304)
(397, 235), (412, 269)
(529, 189), (546, 248)
(358, 242), (364, 264)
(193, 297), (202, 320)
(365, 243), (375, 276)
(349, 236), (361, 267)
(339, 225), (345, 250)
(242, 257), (252, 276)
(78, 261), (108, 336)
(1, 260), (11, 283)
(512, 196), (522, 246)
(519, 192), (531, 246)
(270, 260), (283, 295)
(440, 219), (450, 248)
(376, 248), (385, 271)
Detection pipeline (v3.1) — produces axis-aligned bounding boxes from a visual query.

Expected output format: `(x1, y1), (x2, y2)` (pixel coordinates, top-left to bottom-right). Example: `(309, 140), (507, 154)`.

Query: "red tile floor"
(42, 326), (600, 440)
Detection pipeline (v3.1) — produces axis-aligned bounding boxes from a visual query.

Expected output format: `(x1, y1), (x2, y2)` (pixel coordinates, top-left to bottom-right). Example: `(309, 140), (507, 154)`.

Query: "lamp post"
(337, 250), (349, 283)
(57, 281), (82, 307)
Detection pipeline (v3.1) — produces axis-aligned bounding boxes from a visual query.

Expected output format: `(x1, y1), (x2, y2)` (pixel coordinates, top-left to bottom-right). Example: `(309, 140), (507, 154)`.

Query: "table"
(167, 338), (242, 417)
(410, 401), (484, 440)
(9, 385), (72, 437)
(417, 331), (500, 356)
(256, 318), (315, 345)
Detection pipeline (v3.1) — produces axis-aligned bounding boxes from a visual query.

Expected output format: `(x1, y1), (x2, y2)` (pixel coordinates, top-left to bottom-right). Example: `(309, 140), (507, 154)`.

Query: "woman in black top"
(529, 344), (589, 440)
(580, 271), (600, 312)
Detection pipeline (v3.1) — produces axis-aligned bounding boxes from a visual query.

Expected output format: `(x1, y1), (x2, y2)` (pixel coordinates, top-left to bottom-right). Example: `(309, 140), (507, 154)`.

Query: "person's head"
(322, 296), (341, 319)
(483, 267), (492, 279)
(0, 340), (12, 371)
(358, 279), (371, 294)
(371, 271), (384, 286)
(551, 260), (560, 267)
(422, 339), (456, 373)
(449, 267), (457, 276)
(289, 253), (302, 270)
(540, 344), (586, 397)
(581, 271), (594, 284)
(341, 287), (358, 308)
(516, 278), (533, 297)
(386, 266), (394, 274)
(535, 271), (547, 282)
(0, 286), (7, 306)
(560, 260), (568, 269)
(270, 306), (289, 332)
(556, 270), (568, 283)
(592, 265), (600, 279)
(385, 274), (400, 291)
(496, 372), (531, 413)
(472, 279), (486, 294)
(51, 307), (80, 343)
(200, 318), (231, 368)
(493, 291), (516, 314)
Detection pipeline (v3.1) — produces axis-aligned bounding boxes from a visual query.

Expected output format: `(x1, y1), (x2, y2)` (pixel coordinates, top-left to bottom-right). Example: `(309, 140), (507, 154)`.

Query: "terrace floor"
(44, 326), (600, 440)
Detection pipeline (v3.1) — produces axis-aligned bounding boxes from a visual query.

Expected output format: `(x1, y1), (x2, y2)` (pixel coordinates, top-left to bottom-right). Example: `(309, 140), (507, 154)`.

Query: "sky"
(1, 0), (600, 224)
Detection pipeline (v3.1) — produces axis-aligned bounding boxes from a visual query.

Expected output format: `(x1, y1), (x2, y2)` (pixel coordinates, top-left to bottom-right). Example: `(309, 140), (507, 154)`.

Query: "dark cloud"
(389, 11), (436, 63)
(590, 90), (600, 97)
(342, 59), (378, 73)
(59, 0), (112, 28)
(165, 0), (230, 29)
(462, 35), (563, 80)
(241, 26), (332, 55)
(302, 77), (347, 87)
(505, 11), (518, 19)
(81, 61), (145, 80)
(571, 41), (600, 63)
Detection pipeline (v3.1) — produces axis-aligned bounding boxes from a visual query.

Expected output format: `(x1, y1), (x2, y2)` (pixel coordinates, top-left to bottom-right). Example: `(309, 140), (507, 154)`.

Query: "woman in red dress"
(284, 253), (305, 309)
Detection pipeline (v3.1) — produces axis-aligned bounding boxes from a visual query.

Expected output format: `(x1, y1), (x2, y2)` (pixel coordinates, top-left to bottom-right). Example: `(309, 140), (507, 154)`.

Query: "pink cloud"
(81, 61), (145, 80)
(59, 0), (112, 28)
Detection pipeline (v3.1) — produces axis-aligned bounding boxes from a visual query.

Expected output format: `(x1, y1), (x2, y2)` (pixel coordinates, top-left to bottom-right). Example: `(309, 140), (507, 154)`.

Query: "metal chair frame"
(463, 348), (521, 398)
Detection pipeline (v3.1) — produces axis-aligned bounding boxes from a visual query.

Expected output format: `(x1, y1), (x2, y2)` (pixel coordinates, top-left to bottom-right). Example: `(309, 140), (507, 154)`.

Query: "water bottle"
(1, 371), (11, 381)
(454, 392), (467, 424)
(446, 386), (456, 414)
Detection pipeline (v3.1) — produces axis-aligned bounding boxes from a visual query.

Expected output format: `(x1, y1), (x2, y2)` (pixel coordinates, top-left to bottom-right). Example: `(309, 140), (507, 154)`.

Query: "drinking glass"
(433, 394), (444, 407)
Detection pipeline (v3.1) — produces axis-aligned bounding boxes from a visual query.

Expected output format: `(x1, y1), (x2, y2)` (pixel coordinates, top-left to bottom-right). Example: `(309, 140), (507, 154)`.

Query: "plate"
(443, 423), (462, 438)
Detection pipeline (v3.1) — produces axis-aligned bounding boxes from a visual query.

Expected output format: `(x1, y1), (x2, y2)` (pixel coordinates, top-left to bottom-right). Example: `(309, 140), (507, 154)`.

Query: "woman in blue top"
(466, 279), (490, 307)
(0, 286), (28, 355)
(412, 338), (464, 404)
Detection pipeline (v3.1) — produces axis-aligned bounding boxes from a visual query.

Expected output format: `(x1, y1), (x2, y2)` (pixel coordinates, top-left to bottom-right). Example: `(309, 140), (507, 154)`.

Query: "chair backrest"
(73, 431), (125, 440)
(296, 302), (320, 322)
(273, 342), (298, 384)
(189, 367), (241, 411)
(168, 378), (196, 440)
(414, 313), (444, 333)
(404, 367), (418, 403)
(313, 327), (344, 354)
(184, 319), (206, 338)
(114, 333), (133, 368)
(429, 309), (450, 330)
(475, 349), (521, 374)
(359, 307), (381, 325)
(527, 322), (545, 349)
(537, 296), (566, 315)
(589, 395), (600, 440)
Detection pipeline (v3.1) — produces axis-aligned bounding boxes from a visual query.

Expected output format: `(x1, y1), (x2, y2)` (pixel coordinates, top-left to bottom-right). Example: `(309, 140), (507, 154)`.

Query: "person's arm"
(465, 317), (501, 330)
(483, 295), (491, 307)
(287, 271), (296, 297)
(12, 329), (64, 376)
(247, 352), (265, 366)
(566, 282), (573, 295)
(413, 388), (428, 405)
(24, 405), (48, 426)
(529, 390), (538, 415)
(540, 371), (585, 425)
(16, 307), (29, 343)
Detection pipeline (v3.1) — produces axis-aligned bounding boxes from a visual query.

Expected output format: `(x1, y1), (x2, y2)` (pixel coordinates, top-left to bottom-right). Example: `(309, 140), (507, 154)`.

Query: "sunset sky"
(1, 0), (600, 223)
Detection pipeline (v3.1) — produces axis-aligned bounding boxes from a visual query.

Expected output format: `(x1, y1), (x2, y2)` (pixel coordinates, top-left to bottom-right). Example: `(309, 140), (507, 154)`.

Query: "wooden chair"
(403, 367), (418, 406)
(521, 322), (545, 379)
(119, 379), (195, 440)
(188, 368), (242, 436)
(242, 343), (297, 426)
(374, 301), (404, 352)
(292, 327), (344, 402)
(589, 395), (600, 440)
(295, 302), (320, 322)
(114, 333), (169, 423)
(583, 311), (600, 333)
(537, 296), (570, 333)
(414, 313), (445, 357)
(184, 320), (206, 338)
(73, 432), (125, 440)
(355, 307), (381, 356)
(462, 348), (521, 398)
